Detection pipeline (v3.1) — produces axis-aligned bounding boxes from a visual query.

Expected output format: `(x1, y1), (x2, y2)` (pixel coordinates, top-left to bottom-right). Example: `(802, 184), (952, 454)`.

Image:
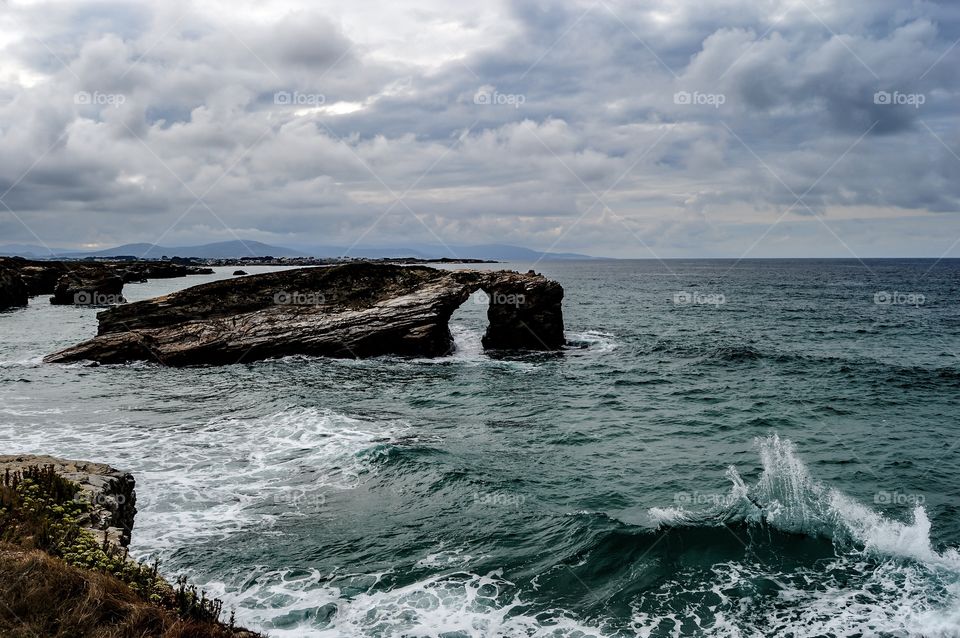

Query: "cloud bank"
(1, 0), (959, 257)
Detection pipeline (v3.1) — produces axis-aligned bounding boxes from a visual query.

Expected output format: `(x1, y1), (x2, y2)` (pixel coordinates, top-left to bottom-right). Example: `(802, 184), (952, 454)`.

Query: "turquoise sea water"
(1, 259), (959, 636)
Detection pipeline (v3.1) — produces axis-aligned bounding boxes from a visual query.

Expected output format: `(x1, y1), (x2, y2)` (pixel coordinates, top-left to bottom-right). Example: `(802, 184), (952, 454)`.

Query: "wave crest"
(650, 434), (960, 569)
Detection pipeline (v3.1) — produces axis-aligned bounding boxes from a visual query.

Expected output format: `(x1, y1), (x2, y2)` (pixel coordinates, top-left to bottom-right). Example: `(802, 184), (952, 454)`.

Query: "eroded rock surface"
(45, 263), (565, 366)
(0, 455), (136, 548)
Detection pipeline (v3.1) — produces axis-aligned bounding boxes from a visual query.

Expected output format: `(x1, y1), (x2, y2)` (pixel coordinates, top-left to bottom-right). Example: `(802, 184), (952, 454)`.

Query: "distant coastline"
(0, 239), (598, 262)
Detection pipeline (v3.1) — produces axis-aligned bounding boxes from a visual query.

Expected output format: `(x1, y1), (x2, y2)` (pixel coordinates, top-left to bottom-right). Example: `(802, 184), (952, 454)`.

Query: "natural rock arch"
(450, 272), (565, 352)
(45, 263), (565, 366)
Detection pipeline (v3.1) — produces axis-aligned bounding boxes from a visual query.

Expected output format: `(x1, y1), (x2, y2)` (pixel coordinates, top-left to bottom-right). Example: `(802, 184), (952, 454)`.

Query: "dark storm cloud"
(0, 0), (958, 257)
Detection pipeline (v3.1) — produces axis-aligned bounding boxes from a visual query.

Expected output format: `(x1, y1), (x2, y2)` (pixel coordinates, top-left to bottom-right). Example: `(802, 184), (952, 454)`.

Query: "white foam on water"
(0, 406), (65, 416)
(770, 561), (960, 638)
(0, 355), (44, 367)
(0, 407), (407, 560)
(0, 404), (413, 614)
(406, 323), (539, 370)
(566, 330), (618, 354)
(449, 324), (485, 360)
(646, 505), (694, 527)
(127, 407), (408, 556)
(629, 557), (960, 638)
(203, 569), (608, 638)
(415, 545), (478, 569)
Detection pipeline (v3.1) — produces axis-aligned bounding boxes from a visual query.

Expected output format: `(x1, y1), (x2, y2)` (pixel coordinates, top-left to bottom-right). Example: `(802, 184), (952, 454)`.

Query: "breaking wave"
(645, 434), (960, 636)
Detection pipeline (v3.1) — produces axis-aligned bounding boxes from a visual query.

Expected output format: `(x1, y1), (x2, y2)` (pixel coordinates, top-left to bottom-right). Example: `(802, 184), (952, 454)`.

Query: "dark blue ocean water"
(1, 259), (959, 636)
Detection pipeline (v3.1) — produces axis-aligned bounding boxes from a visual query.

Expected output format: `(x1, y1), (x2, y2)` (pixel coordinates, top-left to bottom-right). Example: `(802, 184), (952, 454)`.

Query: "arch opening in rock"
(445, 288), (489, 358)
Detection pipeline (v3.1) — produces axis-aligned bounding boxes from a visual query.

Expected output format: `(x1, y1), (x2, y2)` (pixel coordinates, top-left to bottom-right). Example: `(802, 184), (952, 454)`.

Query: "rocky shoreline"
(45, 262), (566, 366)
(199, 256), (498, 267)
(0, 455), (259, 637)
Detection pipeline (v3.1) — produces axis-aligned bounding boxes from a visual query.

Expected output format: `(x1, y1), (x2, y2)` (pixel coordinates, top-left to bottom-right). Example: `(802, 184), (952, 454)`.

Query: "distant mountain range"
(0, 240), (600, 261)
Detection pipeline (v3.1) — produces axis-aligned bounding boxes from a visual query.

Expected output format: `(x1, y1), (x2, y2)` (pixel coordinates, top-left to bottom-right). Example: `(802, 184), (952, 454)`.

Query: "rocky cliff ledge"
(0, 456), (258, 637)
(0, 454), (137, 548)
(45, 263), (565, 366)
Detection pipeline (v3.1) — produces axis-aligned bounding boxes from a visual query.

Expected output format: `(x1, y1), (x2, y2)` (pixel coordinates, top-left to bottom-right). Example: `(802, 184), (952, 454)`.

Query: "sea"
(1, 258), (959, 637)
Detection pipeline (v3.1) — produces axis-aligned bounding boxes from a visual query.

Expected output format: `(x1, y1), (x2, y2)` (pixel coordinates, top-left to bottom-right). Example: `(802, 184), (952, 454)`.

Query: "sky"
(0, 0), (959, 258)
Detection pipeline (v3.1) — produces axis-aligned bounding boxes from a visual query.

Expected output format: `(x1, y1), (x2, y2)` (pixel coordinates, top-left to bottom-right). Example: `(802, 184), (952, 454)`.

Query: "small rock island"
(44, 263), (565, 366)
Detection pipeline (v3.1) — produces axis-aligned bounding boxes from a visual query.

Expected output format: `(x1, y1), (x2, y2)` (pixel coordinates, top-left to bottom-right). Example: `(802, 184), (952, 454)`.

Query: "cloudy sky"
(1, 0), (959, 258)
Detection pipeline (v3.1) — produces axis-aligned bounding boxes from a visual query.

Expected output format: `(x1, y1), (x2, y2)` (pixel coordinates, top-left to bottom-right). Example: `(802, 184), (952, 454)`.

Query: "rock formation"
(123, 262), (215, 281)
(0, 262), (29, 310)
(0, 257), (213, 308)
(0, 454), (136, 548)
(50, 271), (126, 306)
(45, 263), (565, 366)
(0, 455), (260, 636)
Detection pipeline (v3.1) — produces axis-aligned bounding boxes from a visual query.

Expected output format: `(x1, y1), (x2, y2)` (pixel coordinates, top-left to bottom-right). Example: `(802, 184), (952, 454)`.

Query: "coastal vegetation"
(0, 465), (257, 637)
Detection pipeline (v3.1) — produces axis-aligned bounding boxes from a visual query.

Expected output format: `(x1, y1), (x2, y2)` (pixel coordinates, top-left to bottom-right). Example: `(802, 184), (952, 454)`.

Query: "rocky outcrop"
(0, 262), (29, 310)
(0, 258), (214, 307)
(122, 262), (215, 282)
(45, 263), (565, 366)
(481, 269), (565, 350)
(18, 263), (65, 296)
(0, 455), (136, 548)
(50, 271), (126, 306)
(0, 456), (261, 636)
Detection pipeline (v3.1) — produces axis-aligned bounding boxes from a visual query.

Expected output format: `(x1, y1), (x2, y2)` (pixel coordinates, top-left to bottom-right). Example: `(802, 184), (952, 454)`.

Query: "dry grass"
(0, 465), (261, 637)
(0, 544), (259, 637)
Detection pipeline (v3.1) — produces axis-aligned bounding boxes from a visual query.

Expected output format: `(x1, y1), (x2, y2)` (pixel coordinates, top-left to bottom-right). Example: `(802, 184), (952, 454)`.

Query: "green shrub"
(1, 465), (225, 624)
